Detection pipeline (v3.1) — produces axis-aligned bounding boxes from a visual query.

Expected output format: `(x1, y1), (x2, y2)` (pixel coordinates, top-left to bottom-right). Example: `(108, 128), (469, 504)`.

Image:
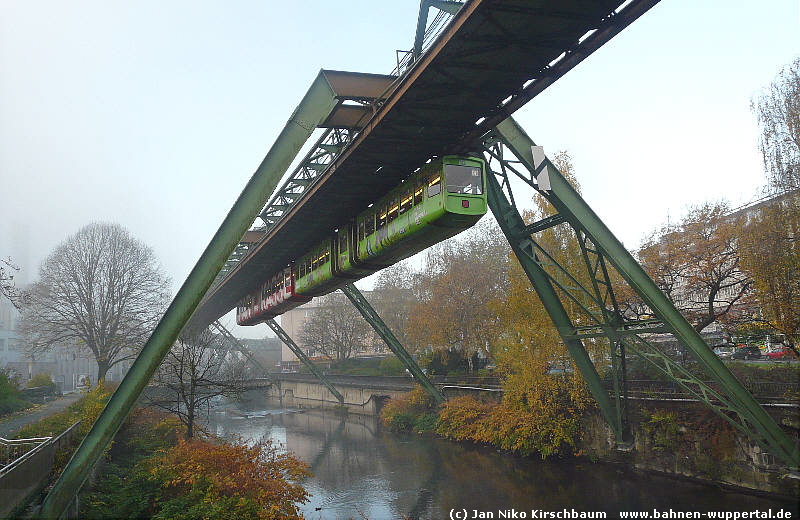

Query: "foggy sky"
(1, 1), (798, 338)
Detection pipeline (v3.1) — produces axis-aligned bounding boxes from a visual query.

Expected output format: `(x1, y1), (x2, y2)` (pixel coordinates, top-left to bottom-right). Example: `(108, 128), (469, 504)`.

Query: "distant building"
(278, 291), (386, 371)
(0, 294), (131, 391)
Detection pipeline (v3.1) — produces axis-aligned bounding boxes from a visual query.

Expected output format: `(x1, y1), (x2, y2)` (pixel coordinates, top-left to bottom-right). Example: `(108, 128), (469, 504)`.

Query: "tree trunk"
(187, 406), (194, 438)
(96, 361), (109, 385)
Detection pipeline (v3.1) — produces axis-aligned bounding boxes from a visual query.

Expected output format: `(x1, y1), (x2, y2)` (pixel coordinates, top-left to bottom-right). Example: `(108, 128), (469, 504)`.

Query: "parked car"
(764, 346), (793, 360)
(731, 346), (763, 360)
(713, 346), (735, 359)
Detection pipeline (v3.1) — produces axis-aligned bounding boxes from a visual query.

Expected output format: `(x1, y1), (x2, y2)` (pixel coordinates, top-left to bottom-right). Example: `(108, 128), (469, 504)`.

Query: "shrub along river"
(205, 399), (798, 520)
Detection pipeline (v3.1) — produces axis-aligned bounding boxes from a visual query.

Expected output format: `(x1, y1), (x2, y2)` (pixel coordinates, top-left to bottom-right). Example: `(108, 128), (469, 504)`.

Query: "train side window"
(414, 182), (423, 205)
(388, 198), (399, 222)
(377, 207), (387, 229)
(399, 191), (412, 214)
(366, 213), (375, 235)
(428, 174), (441, 197)
(358, 219), (365, 241)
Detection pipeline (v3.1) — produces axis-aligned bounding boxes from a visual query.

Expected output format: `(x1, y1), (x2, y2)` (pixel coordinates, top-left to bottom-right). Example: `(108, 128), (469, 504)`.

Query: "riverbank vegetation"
(0, 369), (31, 416)
(80, 408), (310, 520)
(8, 384), (310, 519)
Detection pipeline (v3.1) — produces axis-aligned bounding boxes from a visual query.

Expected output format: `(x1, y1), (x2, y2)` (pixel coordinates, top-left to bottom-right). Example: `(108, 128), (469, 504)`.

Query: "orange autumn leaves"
(147, 438), (310, 520)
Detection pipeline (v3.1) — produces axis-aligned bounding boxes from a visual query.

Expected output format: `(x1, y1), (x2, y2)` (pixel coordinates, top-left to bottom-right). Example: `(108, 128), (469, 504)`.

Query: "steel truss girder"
(484, 167), (627, 441)
(213, 128), (354, 287)
(210, 321), (272, 380)
(340, 283), (445, 404)
(481, 116), (799, 468)
(265, 318), (344, 404)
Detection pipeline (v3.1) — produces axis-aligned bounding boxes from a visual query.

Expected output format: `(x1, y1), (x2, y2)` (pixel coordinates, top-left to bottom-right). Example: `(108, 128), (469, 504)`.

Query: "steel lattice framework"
(481, 117), (798, 465)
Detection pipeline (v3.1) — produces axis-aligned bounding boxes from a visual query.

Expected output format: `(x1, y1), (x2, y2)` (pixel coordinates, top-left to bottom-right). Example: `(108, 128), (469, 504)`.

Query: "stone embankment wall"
(580, 402), (799, 498)
(260, 374), (412, 415)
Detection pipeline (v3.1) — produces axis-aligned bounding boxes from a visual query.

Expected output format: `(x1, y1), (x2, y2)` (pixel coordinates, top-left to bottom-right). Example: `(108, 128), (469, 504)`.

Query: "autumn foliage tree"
(738, 193), (799, 345)
(406, 217), (509, 372)
(743, 58), (800, 346)
(149, 438), (310, 520)
(484, 151), (596, 455)
(636, 202), (752, 333)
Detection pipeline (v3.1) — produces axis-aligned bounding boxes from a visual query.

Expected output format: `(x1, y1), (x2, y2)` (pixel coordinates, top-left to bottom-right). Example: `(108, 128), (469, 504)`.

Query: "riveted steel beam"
(210, 321), (272, 380)
(484, 115), (799, 468)
(341, 284), (445, 404)
(484, 169), (626, 441)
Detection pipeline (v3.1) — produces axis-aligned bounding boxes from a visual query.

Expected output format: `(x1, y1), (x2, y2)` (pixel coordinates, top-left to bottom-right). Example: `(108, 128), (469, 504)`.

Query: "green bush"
(378, 357), (405, 376)
(0, 369), (31, 417)
(27, 372), (55, 389)
(380, 386), (438, 432)
(412, 413), (439, 433)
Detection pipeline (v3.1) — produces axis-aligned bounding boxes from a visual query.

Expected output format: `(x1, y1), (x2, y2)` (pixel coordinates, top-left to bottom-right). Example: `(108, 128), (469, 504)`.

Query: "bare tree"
(298, 293), (370, 361)
(18, 223), (170, 382)
(151, 329), (247, 438)
(752, 57), (800, 194)
(372, 260), (417, 348)
(0, 257), (20, 308)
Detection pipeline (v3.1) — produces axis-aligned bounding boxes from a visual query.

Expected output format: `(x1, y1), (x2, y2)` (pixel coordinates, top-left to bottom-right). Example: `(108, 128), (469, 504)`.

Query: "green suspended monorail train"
(237, 155), (487, 326)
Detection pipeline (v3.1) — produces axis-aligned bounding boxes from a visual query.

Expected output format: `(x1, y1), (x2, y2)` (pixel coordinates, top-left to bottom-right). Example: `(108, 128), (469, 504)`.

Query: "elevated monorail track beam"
(191, 0), (662, 331)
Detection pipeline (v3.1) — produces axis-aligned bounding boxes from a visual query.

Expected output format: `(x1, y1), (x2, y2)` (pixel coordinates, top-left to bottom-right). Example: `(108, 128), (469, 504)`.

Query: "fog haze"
(2, 1), (798, 338)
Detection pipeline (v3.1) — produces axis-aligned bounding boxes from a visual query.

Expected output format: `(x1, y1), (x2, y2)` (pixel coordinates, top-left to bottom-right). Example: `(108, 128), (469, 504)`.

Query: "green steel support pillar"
(489, 116), (799, 468)
(340, 283), (445, 405)
(484, 171), (625, 441)
(40, 72), (342, 519)
(211, 320), (272, 380)
(264, 318), (344, 404)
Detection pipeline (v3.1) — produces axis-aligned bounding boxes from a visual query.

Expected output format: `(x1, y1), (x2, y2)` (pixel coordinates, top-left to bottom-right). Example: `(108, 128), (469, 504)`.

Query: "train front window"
(428, 175), (441, 197)
(445, 164), (483, 195)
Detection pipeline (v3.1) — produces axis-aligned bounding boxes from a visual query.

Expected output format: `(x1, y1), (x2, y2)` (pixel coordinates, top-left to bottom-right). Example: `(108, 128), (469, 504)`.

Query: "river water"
(206, 401), (797, 520)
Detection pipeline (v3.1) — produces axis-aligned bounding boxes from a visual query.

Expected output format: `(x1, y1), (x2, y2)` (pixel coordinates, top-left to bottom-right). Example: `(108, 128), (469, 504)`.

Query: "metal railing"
(1, 435), (52, 476)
